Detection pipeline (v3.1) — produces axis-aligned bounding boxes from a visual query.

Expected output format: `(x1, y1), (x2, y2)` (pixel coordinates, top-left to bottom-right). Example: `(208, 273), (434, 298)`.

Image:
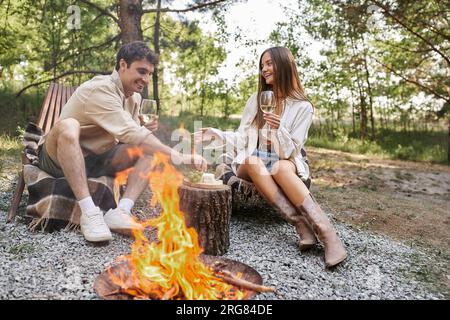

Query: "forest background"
(0, 0), (449, 164)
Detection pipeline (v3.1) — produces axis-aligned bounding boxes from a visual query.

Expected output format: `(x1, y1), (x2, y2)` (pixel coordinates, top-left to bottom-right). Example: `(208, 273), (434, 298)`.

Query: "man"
(38, 41), (207, 242)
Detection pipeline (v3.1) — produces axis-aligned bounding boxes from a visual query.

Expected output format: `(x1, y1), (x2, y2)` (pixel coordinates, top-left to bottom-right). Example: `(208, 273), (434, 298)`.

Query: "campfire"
(94, 152), (274, 300)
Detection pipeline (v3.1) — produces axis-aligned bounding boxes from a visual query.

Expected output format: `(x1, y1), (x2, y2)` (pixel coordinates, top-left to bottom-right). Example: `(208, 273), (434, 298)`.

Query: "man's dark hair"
(115, 41), (159, 71)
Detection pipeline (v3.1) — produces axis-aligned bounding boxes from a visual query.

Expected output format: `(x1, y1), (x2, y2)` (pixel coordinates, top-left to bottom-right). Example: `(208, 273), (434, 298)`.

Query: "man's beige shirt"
(57, 70), (152, 156)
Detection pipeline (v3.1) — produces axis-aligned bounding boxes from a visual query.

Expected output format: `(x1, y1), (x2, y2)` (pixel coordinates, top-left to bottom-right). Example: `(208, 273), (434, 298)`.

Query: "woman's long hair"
(253, 47), (311, 129)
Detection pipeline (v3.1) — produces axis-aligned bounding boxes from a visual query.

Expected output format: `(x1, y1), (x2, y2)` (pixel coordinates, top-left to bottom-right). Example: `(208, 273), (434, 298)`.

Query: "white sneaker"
(80, 207), (113, 242)
(104, 208), (143, 236)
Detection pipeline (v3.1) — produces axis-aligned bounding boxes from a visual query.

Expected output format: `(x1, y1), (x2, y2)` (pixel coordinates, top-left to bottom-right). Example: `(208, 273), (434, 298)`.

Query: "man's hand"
(139, 115), (159, 132)
(182, 154), (207, 172)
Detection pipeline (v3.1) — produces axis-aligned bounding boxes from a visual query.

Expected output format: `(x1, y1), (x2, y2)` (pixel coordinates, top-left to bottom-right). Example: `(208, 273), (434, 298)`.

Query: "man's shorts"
(38, 143), (125, 178)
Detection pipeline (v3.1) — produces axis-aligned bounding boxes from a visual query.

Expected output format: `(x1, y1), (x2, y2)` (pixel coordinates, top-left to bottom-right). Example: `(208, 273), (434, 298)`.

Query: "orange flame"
(113, 168), (134, 206)
(110, 152), (245, 300)
(127, 147), (144, 159)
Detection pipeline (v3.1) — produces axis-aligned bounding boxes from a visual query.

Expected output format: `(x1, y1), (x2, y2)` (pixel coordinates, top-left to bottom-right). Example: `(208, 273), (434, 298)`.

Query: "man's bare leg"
(108, 144), (153, 203)
(44, 118), (112, 241)
(44, 118), (90, 200)
(103, 145), (152, 235)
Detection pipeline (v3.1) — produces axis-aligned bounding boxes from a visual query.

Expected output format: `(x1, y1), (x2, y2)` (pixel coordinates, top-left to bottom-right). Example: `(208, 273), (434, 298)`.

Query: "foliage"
(0, 0), (448, 163)
(0, 0), (118, 88)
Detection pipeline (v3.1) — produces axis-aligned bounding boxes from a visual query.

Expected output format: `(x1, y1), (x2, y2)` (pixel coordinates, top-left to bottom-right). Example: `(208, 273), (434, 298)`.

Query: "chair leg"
(7, 172), (25, 223)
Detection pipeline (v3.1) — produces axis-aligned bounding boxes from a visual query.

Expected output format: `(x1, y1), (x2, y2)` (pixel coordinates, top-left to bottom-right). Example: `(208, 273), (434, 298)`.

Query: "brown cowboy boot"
(295, 216), (318, 250)
(270, 190), (317, 250)
(298, 193), (347, 268)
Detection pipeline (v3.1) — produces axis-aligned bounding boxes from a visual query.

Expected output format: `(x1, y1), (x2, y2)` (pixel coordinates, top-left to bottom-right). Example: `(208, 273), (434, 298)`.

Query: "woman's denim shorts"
(252, 149), (279, 173)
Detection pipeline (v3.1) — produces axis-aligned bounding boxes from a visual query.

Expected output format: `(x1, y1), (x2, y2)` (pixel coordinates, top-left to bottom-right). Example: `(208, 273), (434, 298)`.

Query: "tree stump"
(178, 182), (232, 256)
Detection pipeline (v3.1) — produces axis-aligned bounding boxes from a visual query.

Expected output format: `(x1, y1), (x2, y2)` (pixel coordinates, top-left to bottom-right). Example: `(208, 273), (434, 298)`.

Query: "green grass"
(0, 134), (21, 157)
(0, 134), (21, 176)
(9, 243), (36, 255)
(308, 127), (448, 164)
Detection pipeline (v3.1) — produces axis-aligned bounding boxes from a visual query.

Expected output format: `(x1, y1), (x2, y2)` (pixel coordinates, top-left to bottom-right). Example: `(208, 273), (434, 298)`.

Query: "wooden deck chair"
(7, 83), (77, 222)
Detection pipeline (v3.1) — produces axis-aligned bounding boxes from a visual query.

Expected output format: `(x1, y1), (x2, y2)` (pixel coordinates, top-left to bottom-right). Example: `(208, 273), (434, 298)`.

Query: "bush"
(0, 84), (45, 135)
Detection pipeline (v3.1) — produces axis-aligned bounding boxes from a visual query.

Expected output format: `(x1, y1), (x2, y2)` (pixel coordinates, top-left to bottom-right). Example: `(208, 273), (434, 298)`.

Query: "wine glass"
(140, 99), (157, 123)
(259, 91), (274, 140)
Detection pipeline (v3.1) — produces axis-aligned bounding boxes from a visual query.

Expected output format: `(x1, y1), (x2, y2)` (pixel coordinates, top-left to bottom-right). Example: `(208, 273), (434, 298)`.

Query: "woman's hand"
(193, 127), (219, 144)
(263, 112), (280, 129)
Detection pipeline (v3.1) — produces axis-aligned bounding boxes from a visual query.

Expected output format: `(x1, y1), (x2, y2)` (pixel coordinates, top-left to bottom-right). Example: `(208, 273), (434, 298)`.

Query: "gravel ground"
(0, 178), (447, 300)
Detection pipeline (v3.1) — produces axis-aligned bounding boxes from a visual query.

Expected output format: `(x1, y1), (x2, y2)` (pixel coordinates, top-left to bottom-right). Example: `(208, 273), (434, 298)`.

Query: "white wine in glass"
(259, 91), (274, 139)
(140, 99), (157, 123)
(260, 91), (274, 113)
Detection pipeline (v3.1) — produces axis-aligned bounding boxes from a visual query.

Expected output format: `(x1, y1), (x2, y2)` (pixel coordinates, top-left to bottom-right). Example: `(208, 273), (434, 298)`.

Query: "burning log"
(179, 183), (232, 256)
(214, 270), (276, 293)
(211, 261), (276, 293)
(94, 255), (266, 300)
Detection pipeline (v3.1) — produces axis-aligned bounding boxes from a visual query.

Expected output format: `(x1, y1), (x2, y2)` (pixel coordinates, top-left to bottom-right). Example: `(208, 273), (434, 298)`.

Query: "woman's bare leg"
(270, 160), (309, 205)
(237, 156), (316, 250)
(236, 156), (280, 202)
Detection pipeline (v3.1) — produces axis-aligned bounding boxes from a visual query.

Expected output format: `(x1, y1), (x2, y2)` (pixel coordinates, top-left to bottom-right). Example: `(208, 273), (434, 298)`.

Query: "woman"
(200, 47), (347, 268)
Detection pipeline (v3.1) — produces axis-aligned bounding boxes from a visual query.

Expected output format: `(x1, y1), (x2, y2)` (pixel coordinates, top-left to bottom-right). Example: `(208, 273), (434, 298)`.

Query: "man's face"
(119, 58), (154, 96)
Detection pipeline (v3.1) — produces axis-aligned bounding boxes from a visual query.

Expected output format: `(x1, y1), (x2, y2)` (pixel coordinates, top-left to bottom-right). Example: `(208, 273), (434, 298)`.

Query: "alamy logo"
(366, 264), (382, 290)
(366, 4), (383, 32)
(67, 5), (81, 30)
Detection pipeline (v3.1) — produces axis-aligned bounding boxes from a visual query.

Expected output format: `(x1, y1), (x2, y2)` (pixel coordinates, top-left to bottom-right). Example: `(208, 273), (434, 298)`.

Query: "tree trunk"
(223, 89), (230, 118)
(445, 86), (450, 163)
(178, 184), (232, 256)
(448, 114), (450, 163)
(363, 55), (375, 139)
(200, 88), (205, 117)
(119, 0), (143, 44)
(350, 87), (356, 133)
(355, 73), (368, 141)
(152, 0), (162, 113)
(349, 34), (367, 140)
(118, 1), (145, 97)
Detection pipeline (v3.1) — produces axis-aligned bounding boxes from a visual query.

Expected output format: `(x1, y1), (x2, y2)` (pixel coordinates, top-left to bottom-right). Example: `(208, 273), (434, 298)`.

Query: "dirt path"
(308, 147), (450, 296)
(308, 147), (450, 251)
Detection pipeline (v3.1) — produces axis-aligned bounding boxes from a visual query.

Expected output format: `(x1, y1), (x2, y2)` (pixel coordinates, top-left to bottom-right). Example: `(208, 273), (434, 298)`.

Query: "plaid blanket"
(22, 122), (117, 231)
(23, 122), (43, 166)
(23, 165), (116, 231)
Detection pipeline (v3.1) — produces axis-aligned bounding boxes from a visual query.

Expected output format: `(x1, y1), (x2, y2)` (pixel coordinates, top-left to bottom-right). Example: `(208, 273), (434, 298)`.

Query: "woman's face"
(261, 51), (275, 85)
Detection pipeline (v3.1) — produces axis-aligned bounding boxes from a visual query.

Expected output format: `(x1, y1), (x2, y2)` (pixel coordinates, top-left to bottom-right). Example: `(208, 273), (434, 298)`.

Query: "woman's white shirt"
(229, 93), (313, 180)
